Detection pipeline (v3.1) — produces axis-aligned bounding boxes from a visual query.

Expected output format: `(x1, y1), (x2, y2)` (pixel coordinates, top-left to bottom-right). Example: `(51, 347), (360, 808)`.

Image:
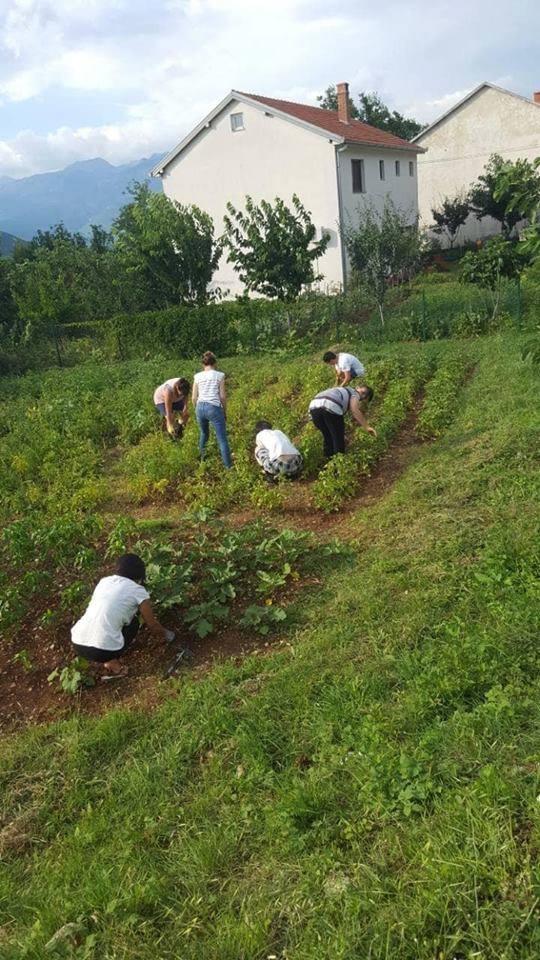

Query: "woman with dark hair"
(71, 554), (175, 678)
(153, 376), (191, 438)
(192, 351), (232, 468)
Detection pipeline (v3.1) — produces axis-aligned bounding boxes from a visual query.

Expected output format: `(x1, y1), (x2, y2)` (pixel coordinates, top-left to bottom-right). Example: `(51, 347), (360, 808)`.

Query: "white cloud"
(0, 0), (539, 176)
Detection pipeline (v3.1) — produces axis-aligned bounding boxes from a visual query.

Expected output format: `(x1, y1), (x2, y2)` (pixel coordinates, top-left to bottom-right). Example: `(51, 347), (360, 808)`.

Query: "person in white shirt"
(309, 385), (376, 459)
(323, 350), (366, 386)
(71, 554), (175, 678)
(192, 351), (233, 468)
(254, 420), (303, 483)
(153, 376), (190, 438)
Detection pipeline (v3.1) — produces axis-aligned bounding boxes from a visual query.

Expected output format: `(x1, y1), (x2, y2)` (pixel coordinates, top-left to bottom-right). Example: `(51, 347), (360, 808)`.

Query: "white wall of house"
(416, 86), (540, 245)
(160, 98), (344, 295)
(338, 145), (419, 228)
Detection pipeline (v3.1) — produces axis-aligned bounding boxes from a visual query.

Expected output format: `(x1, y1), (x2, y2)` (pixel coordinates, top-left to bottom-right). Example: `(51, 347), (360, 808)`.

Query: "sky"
(0, 0), (539, 179)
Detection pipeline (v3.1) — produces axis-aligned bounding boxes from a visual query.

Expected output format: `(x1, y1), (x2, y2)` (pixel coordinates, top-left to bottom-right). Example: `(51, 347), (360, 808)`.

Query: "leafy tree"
(431, 195), (470, 248)
(343, 199), (423, 324)
(113, 182), (220, 309)
(493, 156), (540, 260)
(318, 86), (424, 140)
(468, 154), (527, 236)
(0, 258), (20, 339)
(222, 194), (329, 300)
(10, 243), (88, 364)
(461, 235), (526, 320)
(13, 223), (87, 263)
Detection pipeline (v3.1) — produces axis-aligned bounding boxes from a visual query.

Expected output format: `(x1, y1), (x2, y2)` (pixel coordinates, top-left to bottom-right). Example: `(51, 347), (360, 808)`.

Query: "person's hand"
(366, 426), (377, 437)
(167, 423), (176, 436)
(164, 628), (176, 643)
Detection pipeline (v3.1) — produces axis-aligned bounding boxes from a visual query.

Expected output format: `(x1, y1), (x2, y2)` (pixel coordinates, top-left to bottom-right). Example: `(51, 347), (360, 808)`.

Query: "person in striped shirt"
(309, 384), (376, 459)
(192, 351), (233, 468)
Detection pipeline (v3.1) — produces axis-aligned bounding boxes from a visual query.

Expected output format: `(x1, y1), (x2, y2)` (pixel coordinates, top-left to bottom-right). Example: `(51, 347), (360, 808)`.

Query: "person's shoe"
(264, 472), (278, 485)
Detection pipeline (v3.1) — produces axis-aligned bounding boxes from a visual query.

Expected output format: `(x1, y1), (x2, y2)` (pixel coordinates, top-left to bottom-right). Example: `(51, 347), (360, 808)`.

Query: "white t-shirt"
(309, 387), (355, 417)
(255, 429), (299, 460)
(71, 575), (150, 652)
(194, 369), (225, 407)
(337, 352), (365, 377)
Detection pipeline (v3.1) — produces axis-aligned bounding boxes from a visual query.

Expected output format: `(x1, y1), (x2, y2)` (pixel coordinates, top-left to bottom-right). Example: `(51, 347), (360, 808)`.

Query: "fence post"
(422, 289), (427, 341)
(335, 296), (341, 342)
(516, 277), (522, 328)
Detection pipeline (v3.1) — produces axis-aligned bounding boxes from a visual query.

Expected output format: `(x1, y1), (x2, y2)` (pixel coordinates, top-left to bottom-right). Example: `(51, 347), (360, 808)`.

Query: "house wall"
(337, 144), (419, 283)
(160, 99), (344, 296)
(416, 86), (540, 245)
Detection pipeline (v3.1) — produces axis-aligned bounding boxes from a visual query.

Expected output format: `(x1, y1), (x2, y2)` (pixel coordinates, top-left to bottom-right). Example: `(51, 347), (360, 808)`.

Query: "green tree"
(468, 154), (527, 236)
(343, 199), (423, 324)
(10, 242), (89, 364)
(493, 156), (540, 260)
(113, 182), (220, 309)
(318, 86), (424, 140)
(461, 235), (526, 320)
(431, 195), (470, 248)
(222, 194), (329, 300)
(0, 258), (20, 339)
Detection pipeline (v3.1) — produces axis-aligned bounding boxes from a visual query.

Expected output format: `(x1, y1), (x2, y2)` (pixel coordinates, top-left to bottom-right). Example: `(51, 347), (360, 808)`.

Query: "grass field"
(0, 332), (539, 958)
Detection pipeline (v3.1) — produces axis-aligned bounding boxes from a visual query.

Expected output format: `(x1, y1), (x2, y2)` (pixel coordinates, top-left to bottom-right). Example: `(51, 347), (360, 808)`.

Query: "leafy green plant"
(12, 649), (33, 672)
(238, 603), (287, 635)
(47, 658), (95, 694)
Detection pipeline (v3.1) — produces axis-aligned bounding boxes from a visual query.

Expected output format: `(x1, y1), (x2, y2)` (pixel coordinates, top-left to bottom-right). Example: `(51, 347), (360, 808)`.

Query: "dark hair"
(116, 553), (146, 584)
(177, 377), (190, 396)
(202, 350), (216, 366)
(255, 420), (272, 432)
(362, 386), (374, 403)
(323, 351), (337, 363)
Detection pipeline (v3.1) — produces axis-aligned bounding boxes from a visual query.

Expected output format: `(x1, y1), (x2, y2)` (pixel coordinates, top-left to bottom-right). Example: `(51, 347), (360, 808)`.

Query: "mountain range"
(0, 154), (163, 242)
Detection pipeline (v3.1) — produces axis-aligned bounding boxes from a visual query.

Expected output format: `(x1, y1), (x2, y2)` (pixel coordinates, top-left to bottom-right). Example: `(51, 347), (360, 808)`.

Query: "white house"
(151, 84), (423, 294)
(413, 83), (540, 245)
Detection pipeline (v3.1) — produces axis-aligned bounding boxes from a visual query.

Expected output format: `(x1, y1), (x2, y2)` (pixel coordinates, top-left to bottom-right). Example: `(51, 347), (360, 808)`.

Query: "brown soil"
(0, 405), (425, 734)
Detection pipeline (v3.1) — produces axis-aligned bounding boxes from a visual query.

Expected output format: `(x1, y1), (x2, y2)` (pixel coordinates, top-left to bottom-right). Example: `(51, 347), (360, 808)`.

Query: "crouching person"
(254, 420), (303, 483)
(71, 554), (175, 679)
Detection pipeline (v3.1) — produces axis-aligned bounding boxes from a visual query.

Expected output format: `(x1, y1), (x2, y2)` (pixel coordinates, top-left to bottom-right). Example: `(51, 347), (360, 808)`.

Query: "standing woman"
(192, 351), (233, 468)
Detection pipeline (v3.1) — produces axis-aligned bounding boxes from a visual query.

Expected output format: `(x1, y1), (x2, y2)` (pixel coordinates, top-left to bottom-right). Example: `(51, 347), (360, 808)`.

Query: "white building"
(151, 84), (423, 295)
(413, 83), (540, 245)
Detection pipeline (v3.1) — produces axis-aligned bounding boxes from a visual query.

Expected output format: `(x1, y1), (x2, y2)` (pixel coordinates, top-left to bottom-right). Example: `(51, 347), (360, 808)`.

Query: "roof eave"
(343, 137), (425, 153)
(412, 81), (540, 143)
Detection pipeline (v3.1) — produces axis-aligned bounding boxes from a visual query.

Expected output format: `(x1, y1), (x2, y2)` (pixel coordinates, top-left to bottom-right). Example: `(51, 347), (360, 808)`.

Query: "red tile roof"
(239, 92), (422, 152)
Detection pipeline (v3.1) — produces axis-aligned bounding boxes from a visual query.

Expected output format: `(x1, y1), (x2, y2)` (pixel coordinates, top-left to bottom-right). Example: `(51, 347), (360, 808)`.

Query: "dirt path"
(0, 405), (426, 733)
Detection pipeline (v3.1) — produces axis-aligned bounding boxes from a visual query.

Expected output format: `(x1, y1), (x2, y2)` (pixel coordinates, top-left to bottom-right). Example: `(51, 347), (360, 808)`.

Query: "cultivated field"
(0, 332), (538, 958)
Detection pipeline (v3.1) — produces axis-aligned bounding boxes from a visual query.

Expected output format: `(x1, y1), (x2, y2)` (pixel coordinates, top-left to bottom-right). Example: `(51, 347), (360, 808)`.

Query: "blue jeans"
(196, 402), (232, 468)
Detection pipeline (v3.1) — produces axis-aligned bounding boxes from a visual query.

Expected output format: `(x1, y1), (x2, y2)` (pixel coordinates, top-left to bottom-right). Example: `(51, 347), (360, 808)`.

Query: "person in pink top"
(153, 377), (191, 438)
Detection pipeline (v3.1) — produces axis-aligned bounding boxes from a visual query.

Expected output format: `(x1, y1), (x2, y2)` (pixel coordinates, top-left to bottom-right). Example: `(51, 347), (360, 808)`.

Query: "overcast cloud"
(0, 0), (539, 178)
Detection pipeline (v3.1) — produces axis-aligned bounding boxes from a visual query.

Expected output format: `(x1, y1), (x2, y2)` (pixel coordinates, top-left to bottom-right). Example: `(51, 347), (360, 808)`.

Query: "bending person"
(309, 385), (376, 459)
(71, 553), (175, 679)
(254, 420), (303, 483)
(153, 376), (190, 438)
(323, 350), (365, 386)
(192, 351), (233, 469)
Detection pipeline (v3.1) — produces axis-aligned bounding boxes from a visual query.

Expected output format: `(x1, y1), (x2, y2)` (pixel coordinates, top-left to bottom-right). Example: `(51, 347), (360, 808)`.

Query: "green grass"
(0, 333), (539, 958)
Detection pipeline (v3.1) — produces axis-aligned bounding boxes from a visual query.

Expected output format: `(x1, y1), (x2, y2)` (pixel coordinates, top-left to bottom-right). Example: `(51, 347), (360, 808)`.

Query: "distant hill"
(0, 230), (23, 256)
(0, 155), (163, 241)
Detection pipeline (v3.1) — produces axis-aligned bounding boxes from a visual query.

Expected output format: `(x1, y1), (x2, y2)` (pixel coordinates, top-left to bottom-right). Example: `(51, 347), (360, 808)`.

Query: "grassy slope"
(0, 334), (539, 959)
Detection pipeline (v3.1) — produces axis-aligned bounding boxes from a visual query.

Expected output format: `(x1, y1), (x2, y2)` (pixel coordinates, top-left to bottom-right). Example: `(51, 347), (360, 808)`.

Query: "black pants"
(310, 408), (345, 457)
(72, 615), (140, 664)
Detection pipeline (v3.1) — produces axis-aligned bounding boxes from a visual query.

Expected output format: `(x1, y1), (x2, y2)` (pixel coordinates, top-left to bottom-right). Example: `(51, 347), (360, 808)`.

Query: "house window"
(395, 160), (401, 176)
(351, 159), (365, 193)
(230, 112), (244, 132)
(409, 160), (414, 176)
(379, 159), (385, 181)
